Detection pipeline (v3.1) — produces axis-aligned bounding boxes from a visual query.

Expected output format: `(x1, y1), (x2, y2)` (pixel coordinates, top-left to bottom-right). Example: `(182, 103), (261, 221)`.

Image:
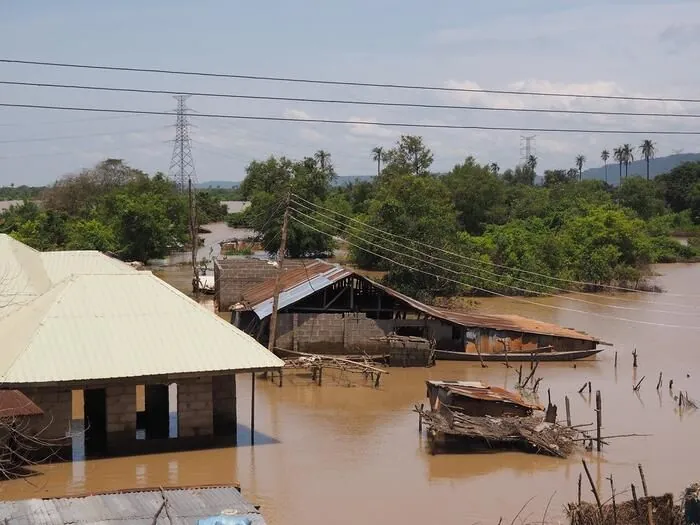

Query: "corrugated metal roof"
(236, 260), (353, 319)
(0, 272), (283, 386)
(0, 485), (266, 524)
(236, 260), (600, 343)
(0, 390), (43, 418)
(427, 380), (543, 411)
(40, 250), (136, 282)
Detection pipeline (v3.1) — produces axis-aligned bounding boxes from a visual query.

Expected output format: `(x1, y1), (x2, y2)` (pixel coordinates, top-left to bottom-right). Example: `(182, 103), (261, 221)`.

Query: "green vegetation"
(238, 136), (700, 298)
(0, 159), (224, 262)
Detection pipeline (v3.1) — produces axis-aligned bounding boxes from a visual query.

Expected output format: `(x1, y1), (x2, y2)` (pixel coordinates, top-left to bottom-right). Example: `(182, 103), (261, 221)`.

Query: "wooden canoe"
(434, 348), (604, 362)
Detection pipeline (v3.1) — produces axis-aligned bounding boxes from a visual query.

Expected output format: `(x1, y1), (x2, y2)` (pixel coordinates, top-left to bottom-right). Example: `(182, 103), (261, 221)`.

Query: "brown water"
(2, 264), (699, 525)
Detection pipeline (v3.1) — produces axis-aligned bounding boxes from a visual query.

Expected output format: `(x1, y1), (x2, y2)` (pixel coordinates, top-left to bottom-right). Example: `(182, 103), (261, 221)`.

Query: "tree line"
(232, 135), (700, 300)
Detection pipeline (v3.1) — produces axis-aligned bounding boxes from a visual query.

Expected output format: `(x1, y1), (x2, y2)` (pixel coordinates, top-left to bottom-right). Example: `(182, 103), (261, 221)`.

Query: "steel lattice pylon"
(169, 95), (196, 192)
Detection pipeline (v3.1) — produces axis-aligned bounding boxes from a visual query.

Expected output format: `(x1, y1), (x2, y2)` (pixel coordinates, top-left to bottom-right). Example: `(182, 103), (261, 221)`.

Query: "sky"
(1, 0), (700, 186)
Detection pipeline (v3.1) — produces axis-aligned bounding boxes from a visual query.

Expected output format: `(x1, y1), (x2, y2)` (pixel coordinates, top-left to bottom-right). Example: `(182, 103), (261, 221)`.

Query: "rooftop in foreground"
(0, 485), (267, 524)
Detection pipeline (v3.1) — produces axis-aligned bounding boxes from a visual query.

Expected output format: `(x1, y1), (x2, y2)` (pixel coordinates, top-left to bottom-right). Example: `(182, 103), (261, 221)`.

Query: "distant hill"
(582, 153), (700, 183)
(197, 180), (240, 189)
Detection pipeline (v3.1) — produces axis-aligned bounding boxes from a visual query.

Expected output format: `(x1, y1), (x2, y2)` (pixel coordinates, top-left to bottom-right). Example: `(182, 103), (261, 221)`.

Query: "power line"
(2, 80), (700, 119)
(2, 103), (700, 135)
(291, 193), (700, 299)
(290, 213), (700, 331)
(2, 58), (698, 104)
(291, 205), (700, 317)
(290, 198), (700, 313)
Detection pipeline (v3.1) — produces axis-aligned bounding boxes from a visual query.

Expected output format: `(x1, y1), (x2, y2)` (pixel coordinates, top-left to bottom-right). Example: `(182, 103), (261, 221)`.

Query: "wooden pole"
(614, 351), (618, 368)
(656, 372), (662, 390)
(565, 395), (571, 427)
(639, 464), (654, 525)
(517, 364), (523, 386)
(609, 476), (618, 525)
(596, 390), (602, 452)
(318, 365), (323, 386)
(577, 473), (582, 505)
(633, 348), (638, 368)
(267, 189), (291, 354)
(232, 374), (238, 446)
(279, 368), (283, 388)
(582, 459), (603, 519)
(631, 484), (643, 525)
(588, 381), (592, 394)
(418, 403), (424, 433)
(250, 372), (256, 446)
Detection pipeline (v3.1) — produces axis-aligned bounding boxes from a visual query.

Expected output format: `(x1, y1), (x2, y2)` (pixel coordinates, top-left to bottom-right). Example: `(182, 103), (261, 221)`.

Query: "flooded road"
(1, 264), (699, 525)
(160, 222), (255, 266)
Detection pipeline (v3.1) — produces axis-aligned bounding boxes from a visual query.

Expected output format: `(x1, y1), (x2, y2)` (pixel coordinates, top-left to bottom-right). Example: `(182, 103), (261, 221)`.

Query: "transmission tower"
(169, 95), (196, 192)
(520, 135), (536, 164)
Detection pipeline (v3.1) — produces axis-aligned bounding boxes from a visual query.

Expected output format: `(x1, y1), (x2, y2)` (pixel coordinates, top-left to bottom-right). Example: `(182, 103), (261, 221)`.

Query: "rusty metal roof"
(0, 484), (266, 524)
(237, 261), (600, 343)
(427, 380), (543, 411)
(235, 260), (353, 319)
(0, 390), (43, 418)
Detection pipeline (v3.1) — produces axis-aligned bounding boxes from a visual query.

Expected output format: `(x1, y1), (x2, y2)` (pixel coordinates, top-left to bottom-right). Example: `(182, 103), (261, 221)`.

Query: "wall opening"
(84, 388), (107, 458)
(143, 384), (170, 440)
(395, 326), (426, 338)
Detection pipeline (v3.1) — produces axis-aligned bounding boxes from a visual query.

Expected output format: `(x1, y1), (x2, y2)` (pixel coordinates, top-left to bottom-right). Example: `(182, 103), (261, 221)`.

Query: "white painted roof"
(0, 272), (283, 386)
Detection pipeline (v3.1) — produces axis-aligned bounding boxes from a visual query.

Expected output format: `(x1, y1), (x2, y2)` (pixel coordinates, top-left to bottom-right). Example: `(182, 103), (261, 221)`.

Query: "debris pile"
(567, 494), (682, 525)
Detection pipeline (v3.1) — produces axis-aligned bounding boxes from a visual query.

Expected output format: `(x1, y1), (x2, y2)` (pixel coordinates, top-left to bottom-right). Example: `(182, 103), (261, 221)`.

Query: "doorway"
(144, 384), (170, 439)
(84, 388), (107, 458)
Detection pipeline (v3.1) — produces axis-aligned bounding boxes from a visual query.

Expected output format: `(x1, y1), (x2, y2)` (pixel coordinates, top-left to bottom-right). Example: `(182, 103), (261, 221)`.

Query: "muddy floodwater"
(1, 264), (699, 525)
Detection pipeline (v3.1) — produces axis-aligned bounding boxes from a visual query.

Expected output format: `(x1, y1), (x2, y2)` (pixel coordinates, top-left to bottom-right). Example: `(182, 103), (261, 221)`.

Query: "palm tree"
(314, 150), (331, 171)
(622, 144), (634, 178)
(526, 154), (538, 172)
(371, 146), (384, 177)
(613, 147), (624, 185)
(489, 162), (500, 175)
(601, 149), (610, 184)
(639, 139), (656, 181)
(575, 155), (586, 181)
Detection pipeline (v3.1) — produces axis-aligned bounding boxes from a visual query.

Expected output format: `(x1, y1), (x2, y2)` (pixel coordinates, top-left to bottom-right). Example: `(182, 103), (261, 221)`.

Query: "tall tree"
(639, 139), (656, 181)
(371, 146), (384, 177)
(622, 143), (634, 179)
(383, 135), (434, 177)
(314, 150), (331, 171)
(575, 155), (586, 181)
(526, 155), (538, 172)
(489, 162), (500, 175)
(613, 147), (624, 184)
(601, 149), (610, 184)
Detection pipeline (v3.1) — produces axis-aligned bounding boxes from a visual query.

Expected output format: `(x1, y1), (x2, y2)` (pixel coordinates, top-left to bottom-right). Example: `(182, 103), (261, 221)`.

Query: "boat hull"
(434, 348), (604, 362)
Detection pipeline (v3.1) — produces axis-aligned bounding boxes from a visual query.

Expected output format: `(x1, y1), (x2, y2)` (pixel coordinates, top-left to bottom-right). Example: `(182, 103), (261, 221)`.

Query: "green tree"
(371, 146), (385, 177)
(443, 157), (506, 234)
(575, 155), (586, 181)
(382, 135), (434, 177)
(617, 176), (665, 220)
(314, 150), (332, 172)
(613, 147), (624, 184)
(601, 149), (610, 184)
(639, 140), (656, 181)
(656, 161), (700, 213)
(622, 144), (634, 179)
(66, 219), (117, 251)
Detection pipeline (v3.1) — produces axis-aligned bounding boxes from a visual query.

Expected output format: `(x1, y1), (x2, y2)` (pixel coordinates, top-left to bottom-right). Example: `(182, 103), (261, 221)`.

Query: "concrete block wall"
(21, 387), (72, 440)
(212, 375), (236, 436)
(214, 258), (306, 311)
(276, 312), (390, 354)
(105, 385), (137, 435)
(178, 376), (214, 437)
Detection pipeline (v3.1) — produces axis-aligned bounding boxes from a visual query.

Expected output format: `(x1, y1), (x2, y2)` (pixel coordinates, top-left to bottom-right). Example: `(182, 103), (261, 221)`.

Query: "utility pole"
(267, 189), (291, 354)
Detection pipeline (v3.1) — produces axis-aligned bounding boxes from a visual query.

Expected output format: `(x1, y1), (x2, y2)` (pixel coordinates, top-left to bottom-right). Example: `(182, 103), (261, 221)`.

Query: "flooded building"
(0, 234), (283, 459)
(226, 260), (603, 359)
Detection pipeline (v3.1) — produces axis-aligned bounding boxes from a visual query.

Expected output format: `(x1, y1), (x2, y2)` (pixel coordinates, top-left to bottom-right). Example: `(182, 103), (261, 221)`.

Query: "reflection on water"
(1, 264), (699, 525)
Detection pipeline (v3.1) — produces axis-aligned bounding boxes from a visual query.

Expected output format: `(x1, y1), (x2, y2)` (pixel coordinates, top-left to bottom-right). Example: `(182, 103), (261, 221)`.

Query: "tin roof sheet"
(237, 261), (599, 343)
(0, 485), (266, 524)
(0, 390), (43, 418)
(427, 380), (543, 411)
(0, 272), (283, 386)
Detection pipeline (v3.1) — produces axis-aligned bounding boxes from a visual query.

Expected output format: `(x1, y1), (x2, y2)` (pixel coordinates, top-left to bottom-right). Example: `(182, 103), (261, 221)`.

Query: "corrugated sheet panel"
(40, 250), (137, 282)
(427, 380), (543, 410)
(0, 485), (266, 524)
(0, 389), (43, 418)
(0, 272), (283, 386)
(0, 234), (53, 300)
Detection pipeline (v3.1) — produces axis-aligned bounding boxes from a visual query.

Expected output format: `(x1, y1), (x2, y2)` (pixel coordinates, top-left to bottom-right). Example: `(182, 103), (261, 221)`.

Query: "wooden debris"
(280, 348), (389, 387)
(415, 405), (579, 458)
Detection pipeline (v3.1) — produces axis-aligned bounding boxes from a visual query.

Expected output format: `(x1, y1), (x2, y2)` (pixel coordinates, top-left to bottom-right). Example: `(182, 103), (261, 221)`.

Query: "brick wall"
(214, 258), (306, 312)
(21, 387), (72, 440)
(106, 384), (137, 448)
(276, 312), (391, 354)
(178, 376), (214, 437)
(211, 375), (236, 436)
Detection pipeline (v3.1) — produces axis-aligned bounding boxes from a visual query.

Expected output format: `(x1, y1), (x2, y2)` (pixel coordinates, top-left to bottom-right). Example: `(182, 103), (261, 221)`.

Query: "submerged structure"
(0, 234), (283, 460)
(222, 260), (604, 361)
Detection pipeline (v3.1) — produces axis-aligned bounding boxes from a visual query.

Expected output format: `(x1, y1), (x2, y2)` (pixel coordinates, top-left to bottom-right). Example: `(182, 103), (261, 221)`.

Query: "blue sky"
(1, 0), (699, 185)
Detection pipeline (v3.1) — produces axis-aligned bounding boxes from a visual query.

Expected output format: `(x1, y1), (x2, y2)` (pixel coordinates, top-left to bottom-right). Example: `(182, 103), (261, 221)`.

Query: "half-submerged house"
(0, 234), (283, 458)
(230, 260), (604, 361)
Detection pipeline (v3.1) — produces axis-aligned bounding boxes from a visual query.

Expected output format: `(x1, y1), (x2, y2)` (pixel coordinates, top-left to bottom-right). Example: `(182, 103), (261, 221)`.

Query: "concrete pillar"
(212, 374), (237, 440)
(177, 377), (213, 438)
(106, 385), (137, 449)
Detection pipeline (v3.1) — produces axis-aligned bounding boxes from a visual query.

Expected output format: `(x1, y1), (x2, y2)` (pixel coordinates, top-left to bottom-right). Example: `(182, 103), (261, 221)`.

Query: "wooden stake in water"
(596, 390), (602, 452)
(633, 348), (638, 368)
(565, 395), (571, 427)
(582, 459), (603, 518)
(608, 475), (618, 525)
(656, 372), (662, 390)
(614, 351), (618, 368)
